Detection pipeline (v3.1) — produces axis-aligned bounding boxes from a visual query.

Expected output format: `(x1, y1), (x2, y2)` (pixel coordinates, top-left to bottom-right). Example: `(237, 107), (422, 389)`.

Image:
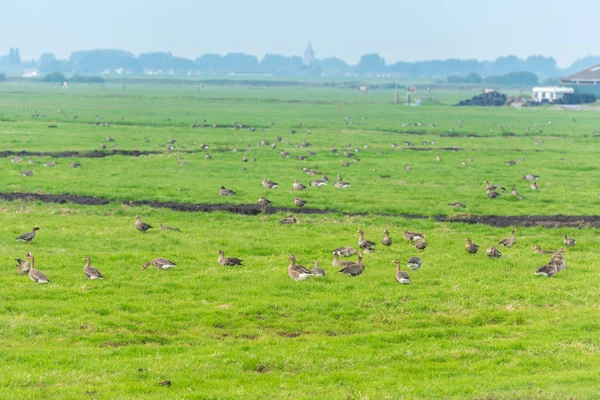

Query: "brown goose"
(205, 153), (212, 160)
(294, 197), (308, 207)
(21, 170), (34, 176)
(404, 162), (410, 171)
(258, 196), (272, 210)
(530, 182), (538, 190)
(533, 245), (553, 254)
(499, 228), (516, 247)
(393, 259), (410, 283)
(16, 252), (31, 275)
(486, 189), (500, 199)
(135, 215), (152, 232)
(465, 238), (479, 254)
(142, 258), (176, 270)
(563, 234), (576, 247)
(17, 227), (39, 242)
(338, 253), (364, 276)
(407, 256), (422, 271)
(448, 202), (466, 208)
(310, 179), (327, 187)
(486, 246), (503, 259)
(331, 251), (354, 267)
(357, 230), (376, 251)
(403, 229), (423, 242)
(414, 235), (427, 251)
(262, 177), (279, 189)
(332, 246), (358, 257)
(279, 215), (298, 224)
(219, 186), (236, 196)
(552, 249), (567, 273)
(312, 260), (326, 277)
(485, 180), (506, 192)
(535, 254), (561, 277)
(333, 180), (351, 188)
(27, 253), (50, 283)
(83, 256), (104, 280)
(160, 223), (180, 231)
(511, 188), (525, 199)
(218, 250), (243, 266)
(436, 152), (441, 162)
(69, 163), (82, 168)
(381, 229), (392, 246)
(292, 179), (306, 191)
(288, 254), (313, 281)
(44, 161), (56, 167)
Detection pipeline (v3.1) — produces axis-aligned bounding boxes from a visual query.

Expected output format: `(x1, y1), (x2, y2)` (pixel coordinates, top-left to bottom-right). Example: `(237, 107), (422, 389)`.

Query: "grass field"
(1, 80), (600, 399)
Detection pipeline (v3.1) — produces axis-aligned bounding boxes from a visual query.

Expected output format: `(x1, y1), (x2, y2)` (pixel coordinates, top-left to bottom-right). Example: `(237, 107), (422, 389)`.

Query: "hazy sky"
(1, 0), (597, 67)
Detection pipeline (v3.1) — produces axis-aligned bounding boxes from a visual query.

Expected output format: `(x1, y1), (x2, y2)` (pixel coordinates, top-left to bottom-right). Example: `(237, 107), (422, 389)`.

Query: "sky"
(1, 0), (598, 67)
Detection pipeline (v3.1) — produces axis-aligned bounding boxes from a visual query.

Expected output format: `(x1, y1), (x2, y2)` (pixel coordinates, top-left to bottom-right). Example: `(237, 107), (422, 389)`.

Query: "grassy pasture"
(1, 81), (600, 399)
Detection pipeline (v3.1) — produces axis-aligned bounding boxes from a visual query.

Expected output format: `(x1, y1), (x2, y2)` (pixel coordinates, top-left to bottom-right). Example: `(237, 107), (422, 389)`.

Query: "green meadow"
(1, 80), (600, 399)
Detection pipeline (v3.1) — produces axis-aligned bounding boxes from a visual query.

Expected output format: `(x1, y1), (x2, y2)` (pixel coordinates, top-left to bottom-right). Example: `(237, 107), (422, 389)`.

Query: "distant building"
(22, 69), (39, 78)
(560, 64), (600, 97)
(531, 86), (574, 103)
(304, 42), (315, 66)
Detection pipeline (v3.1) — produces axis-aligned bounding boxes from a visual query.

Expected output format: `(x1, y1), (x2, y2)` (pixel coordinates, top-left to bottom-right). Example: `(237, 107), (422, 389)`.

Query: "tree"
(0, 73), (6, 82)
(525, 55), (557, 76)
(485, 71), (538, 86)
(43, 71), (67, 83)
(8, 47), (21, 65)
(38, 53), (62, 73)
(356, 53), (385, 74)
(465, 72), (483, 83)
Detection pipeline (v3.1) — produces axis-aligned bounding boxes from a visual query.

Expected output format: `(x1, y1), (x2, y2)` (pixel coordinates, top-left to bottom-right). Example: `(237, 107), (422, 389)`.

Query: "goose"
(436, 153), (441, 162)
(279, 215), (298, 224)
(332, 246), (358, 257)
(465, 238), (479, 254)
(533, 245), (553, 254)
(563, 234), (576, 247)
(28, 157), (40, 164)
(486, 189), (500, 199)
(553, 249), (567, 272)
(294, 197), (308, 207)
(27, 253), (50, 283)
(337, 173), (343, 182)
(393, 259), (410, 283)
(107, 136), (115, 142)
(219, 186), (236, 196)
(218, 250), (243, 266)
(258, 197), (272, 210)
(486, 246), (503, 259)
(407, 257), (422, 271)
(310, 179), (327, 187)
(16, 252), (31, 275)
(288, 254), (313, 281)
(403, 229), (423, 242)
(312, 261), (326, 277)
(69, 163), (82, 168)
(485, 180), (506, 192)
(262, 177), (279, 189)
(381, 229), (392, 246)
(21, 170), (34, 176)
(404, 163), (410, 171)
(522, 174), (539, 181)
(414, 235), (427, 251)
(534, 254), (561, 277)
(357, 230), (376, 251)
(16, 227), (39, 242)
(159, 223), (180, 231)
(11, 157), (23, 163)
(331, 251), (354, 267)
(99, 142), (106, 149)
(322, 173), (329, 182)
(205, 153), (212, 160)
(448, 202), (466, 208)
(134, 215), (152, 232)
(499, 228), (516, 247)
(83, 256), (104, 279)
(338, 253), (364, 276)
(530, 182), (538, 190)
(241, 153), (248, 162)
(334, 180), (351, 188)
(504, 160), (516, 165)
(292, 179), (306, 191)
(142, 258), (176, 270)
(511, 188), (525, 199)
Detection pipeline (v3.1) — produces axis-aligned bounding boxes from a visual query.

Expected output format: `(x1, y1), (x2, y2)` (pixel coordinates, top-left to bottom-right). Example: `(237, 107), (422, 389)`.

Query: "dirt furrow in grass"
(1, 192), (599, 228)
(0, 149), (212, 158)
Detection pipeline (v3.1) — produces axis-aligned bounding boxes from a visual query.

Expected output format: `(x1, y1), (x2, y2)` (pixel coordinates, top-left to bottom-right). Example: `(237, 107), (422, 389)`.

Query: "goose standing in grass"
(486, 246), (503, 259)
(16, 227), (39, 242)
(83, 256), (104, 280)
(262, 177), (279, 189)
(553, 249), (567, 273)
(404, 229), (423, 243)
(357, 230), (376, 251)
(312, 261), (326, 277)
(404, 162), (410, 171)
(16, 252), (31, 275)
(332, 246), (358, 257)
(499, 228), (517, 247)
(381, 229), (392, 246)
(135, 216), (152, 232)
(534, 254), (560, 277)
(279, 215), (298, 224)
(530, 182), (538, 190)
(533, 245), (554, 254)
(27, 253), (50, 283)
(160, 223), (180, 231)
(292, 179), (306, 191)
(465, 238), (479, 254)
(294, 197), (308, 207)
(288, 254), (313, 281)
(414, 235), (427, 251)
(331, 251), (354, 267)
(393, 259), (410, 283)
(407, 256), (422, 271)
(142, 258), (176, 270)
(436, 152), (441, 162)
(338, 253), (364, 276)
(563, 234), (576, 247)
(258, 196), (272, 210)
(219, 186), (236, 196)
(218, 250), (243, 266)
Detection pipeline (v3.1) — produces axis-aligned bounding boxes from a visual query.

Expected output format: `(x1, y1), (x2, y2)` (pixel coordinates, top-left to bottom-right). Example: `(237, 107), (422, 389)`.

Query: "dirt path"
(0, 192), (597, 228)
(0, 149), (206, 158)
